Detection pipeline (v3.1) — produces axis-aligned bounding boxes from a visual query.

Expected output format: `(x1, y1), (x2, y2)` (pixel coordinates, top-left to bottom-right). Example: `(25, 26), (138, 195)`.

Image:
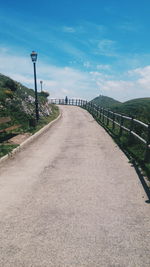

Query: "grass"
(29, 105), (59, 134)
(0, 73), (60, 158)
(0, 144), (18, 157)
(0, 105), (59, 158)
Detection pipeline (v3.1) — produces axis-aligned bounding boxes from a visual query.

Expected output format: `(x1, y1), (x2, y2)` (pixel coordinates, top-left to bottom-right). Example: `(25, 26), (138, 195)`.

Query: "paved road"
(0, 106), (149, 267)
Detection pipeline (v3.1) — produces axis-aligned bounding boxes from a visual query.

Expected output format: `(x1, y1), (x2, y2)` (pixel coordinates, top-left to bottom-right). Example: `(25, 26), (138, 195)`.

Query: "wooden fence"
(49, 98), (150, 162)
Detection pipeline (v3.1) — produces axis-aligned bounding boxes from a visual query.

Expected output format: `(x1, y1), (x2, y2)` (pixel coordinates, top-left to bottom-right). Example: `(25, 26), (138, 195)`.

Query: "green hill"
(91, 95), (150, 123)
(91, 95), (121, 108)
(111, 98), (150, 124)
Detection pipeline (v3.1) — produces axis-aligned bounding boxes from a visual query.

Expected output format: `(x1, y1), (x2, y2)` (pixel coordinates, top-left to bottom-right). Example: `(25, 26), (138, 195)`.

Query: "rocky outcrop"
(0, 73), (52, 123)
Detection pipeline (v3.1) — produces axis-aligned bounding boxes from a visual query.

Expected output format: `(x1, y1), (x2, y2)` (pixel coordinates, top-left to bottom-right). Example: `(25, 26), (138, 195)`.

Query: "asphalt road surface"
(0, 105), (150, 267)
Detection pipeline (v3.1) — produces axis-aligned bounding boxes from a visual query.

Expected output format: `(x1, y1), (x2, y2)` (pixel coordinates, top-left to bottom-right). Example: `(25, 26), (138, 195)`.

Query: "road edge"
(0, 107), (62, 165)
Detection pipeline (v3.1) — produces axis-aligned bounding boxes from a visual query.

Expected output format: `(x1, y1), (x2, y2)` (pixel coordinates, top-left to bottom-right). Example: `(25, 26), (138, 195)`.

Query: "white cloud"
(98, 80), (136, 101)
(83, 61), (91, 68)
(0, 47), (98, 100)
(130, 65), (150, 78)
(88, 65), (150, 101)
(62, 26), (76, 33)
(128, 66), (150, 90)
(97, 39), (117, 57)
(0, 46), (150, 102)
(118, 21), (142, 32)
(96, 66), (150, 101)
(96, 64), (111, 71)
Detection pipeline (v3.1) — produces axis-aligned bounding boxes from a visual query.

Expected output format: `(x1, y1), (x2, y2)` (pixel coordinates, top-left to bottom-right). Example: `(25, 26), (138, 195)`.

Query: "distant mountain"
(91, 95), (121, 108)
(91, 95), (150, 123)
(111, 98), (150, 124)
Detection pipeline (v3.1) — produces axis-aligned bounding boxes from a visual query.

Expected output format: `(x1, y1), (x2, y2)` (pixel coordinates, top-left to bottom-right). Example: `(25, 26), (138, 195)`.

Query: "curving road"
(0, 105), (149, 267)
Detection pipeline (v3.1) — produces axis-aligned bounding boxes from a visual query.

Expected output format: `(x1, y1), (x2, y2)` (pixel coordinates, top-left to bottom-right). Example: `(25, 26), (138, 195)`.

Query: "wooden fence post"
(89, 102), (92, 113)
(128, 116), (134, 144)
(112, 112), (115, 130)
(92, 103), (94, 114)
(96, 106), (99, 118)
(107, 110), (109, 126)
(93, 104), (96, 117)
(99, 107), (101, 121)
(144, 123), (150, 162)
(91, 103), (93, 114)
(94, 105), (96, 116)
(119, 115), (124, 137)
(102, 108), (104, 124)
(85, 102), (87, 110)
(90, 103), (92, 112)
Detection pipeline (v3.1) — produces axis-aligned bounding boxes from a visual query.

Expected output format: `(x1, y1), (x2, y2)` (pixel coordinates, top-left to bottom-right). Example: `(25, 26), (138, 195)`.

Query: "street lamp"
(30, 51), (39, 121)
(40, 80), (43, 92)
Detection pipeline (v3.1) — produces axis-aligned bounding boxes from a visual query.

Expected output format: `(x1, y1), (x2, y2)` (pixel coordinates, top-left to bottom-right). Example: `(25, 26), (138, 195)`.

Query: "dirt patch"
(7, 133), (32, 144)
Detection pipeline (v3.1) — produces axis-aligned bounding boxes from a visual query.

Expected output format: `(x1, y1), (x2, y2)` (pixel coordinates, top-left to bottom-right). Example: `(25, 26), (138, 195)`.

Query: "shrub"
(3, 79), (17, 92)
(39, 91), (50, 98)
(4, 89), (13, 98)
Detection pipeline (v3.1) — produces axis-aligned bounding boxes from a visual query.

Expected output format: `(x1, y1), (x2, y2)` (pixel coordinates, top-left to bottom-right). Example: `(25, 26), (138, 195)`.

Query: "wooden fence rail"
(49, 98), (150, 162)
(0, 117), (21, 142)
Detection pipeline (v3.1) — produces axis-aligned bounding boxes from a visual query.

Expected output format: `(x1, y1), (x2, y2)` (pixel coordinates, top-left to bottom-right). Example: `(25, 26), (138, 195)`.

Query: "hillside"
(0, 73), (52, 128)
(111, 98), (150, 124)
(0, 73), (59, 157)
(91, 95), (121, 108)
(91, 95), (150, 123)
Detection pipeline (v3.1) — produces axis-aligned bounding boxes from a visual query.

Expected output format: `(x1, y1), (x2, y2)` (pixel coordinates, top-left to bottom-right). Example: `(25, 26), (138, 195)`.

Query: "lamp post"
(40, 80), (43, 92)
(30, 51), (39, 121)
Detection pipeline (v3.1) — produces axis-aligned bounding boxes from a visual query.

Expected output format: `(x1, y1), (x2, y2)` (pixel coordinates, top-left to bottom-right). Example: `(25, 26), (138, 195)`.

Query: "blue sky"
(0, 0), (150, 101)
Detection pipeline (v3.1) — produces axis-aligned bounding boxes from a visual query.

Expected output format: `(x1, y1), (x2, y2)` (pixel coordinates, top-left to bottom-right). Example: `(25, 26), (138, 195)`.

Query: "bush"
(3, 79), (17, 92)
(4, 89), (13, 98)
(39, 91), (50, 98)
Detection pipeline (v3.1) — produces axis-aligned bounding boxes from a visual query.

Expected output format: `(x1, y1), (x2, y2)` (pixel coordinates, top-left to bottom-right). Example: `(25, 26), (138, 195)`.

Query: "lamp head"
(30, 51), (37, 62)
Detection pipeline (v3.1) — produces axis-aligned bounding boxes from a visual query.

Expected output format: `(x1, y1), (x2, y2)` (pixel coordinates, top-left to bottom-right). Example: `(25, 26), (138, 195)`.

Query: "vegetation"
(0, 73), (59, 157)
(90, 96), (150, 181)
(0, 144), (18, 158)
(92, 95), (150, 124)
(38, 91), (50, 98)
(103, 120), (150, 181)
(29, 105), (59, 134)
(111, 98), (150, 124)
(3, 78), (18, 92)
